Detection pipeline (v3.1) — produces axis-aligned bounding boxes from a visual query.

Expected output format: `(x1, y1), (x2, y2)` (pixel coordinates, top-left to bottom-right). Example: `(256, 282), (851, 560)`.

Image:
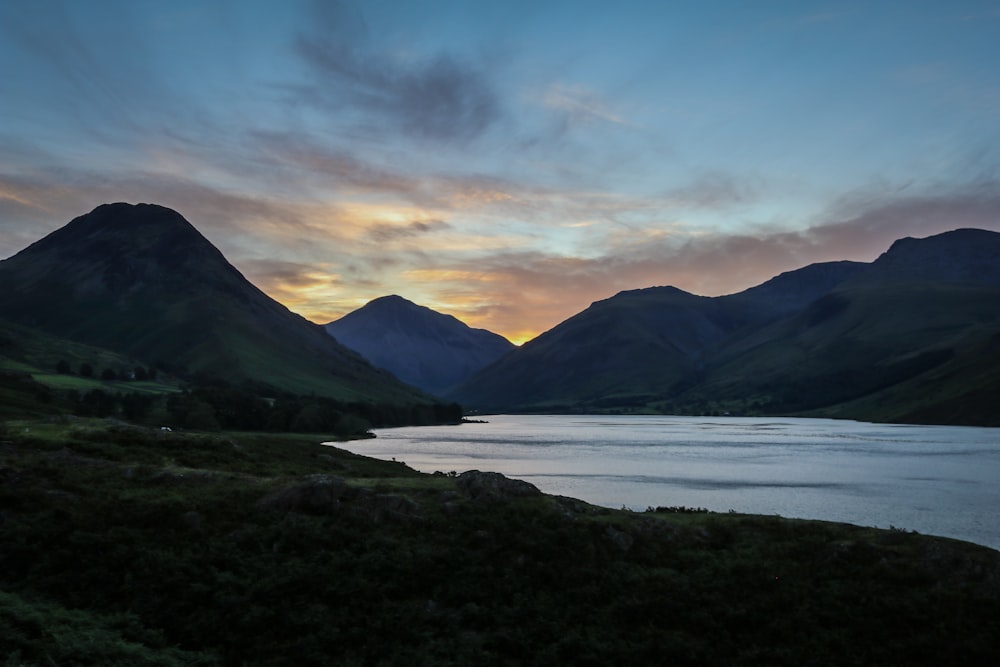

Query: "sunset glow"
(2, 1), (999, 342)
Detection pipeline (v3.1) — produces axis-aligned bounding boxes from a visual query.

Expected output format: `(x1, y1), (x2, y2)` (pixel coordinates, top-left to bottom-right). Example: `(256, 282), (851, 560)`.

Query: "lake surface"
(341, 415), (1000, 550)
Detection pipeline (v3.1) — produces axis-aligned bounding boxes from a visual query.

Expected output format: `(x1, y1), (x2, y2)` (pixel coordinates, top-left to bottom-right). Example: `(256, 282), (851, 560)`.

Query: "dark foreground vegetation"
(0, 364), (462, 437)
(2, 418), (999, 666)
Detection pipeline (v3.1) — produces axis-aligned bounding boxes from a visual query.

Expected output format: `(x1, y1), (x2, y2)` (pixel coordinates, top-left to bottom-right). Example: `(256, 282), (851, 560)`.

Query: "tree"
(56, 359), (71, 374)
(167, 392), (220, 431)
(290, 403), (332, 433)
(101, 368), (118, 381)
(77, 389), (115, 417)
(79, 363), (94, 378)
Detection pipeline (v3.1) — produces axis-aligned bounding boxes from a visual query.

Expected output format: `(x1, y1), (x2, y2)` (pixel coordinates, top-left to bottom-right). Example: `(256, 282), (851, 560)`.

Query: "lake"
(341, 415), (1000, 551)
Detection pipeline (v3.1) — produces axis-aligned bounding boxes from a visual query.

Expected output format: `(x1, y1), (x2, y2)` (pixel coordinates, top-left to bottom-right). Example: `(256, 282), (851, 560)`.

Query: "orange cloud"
(5, 162), (1000, 346)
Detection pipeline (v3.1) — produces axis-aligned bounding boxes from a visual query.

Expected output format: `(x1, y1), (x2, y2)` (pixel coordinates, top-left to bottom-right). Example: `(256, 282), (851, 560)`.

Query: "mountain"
(843, 228), (1000, 287)
(450, 229), (1000, 424)
(325, 295), (515, 395)
(0, 203), (429, 403)
(689, 229), (1000, 423)
(718, 260), (867, 317)
(450, 261), (862, 412)
(448, 286), (737, 411)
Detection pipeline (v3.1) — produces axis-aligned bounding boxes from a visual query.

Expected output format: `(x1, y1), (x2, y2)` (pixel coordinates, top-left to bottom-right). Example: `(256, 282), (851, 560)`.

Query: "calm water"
(340, 415), (1000, 550)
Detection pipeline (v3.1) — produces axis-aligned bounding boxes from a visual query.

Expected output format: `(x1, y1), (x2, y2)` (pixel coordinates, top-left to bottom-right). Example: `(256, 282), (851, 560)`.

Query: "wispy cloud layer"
(2, 1), (1000, 342)
(295, 1), (501, 144)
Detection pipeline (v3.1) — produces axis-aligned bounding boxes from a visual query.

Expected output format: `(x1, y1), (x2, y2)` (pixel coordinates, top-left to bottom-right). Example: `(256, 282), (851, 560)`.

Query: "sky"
(2, 0), (999, 344)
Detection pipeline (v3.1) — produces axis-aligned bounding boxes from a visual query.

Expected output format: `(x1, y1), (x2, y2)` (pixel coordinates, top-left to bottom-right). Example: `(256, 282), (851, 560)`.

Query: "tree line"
(55, 360), (158, 382)
(72, 385), (462, 436)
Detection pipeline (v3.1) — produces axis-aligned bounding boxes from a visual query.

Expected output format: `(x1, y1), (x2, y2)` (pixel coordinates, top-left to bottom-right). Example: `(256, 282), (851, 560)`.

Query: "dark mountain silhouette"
(0, 203), (429, 403)
(694, 228), (1000, 424)
(718, 260), (867, 317)
(843, 228), (1000, 287)
(447, 286), (736, 410)
(450, 262), (864, 412)
(325, 295), (515, 395)
(451, 229), (1000, 425)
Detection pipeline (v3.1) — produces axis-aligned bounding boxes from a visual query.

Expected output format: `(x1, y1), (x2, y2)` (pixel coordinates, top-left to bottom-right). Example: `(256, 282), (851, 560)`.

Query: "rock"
(455, 470), (542, 502)
(257, 475), (352, 514)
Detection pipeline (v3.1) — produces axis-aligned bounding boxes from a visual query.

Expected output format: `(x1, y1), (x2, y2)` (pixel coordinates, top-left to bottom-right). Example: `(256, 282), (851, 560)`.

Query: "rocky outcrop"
(257, 475), (423, 521)
(455, 470), (542, 502)
(256, 475), (352, 514)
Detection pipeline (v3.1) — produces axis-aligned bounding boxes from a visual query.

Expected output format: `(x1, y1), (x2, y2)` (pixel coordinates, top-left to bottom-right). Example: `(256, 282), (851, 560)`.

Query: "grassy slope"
(0, 272), (420, 405)
(2, 419), (998, 665)
(0, 319), (179, 393)
(807, 329), (1000, 425)
(683, 284), (1000, 422)
(0, 319), (182, 420)
(0, 204), (430, 406)
(454, 288), (738, 411)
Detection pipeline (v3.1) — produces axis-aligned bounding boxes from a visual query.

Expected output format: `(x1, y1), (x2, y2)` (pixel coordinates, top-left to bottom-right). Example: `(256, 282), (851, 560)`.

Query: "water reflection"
(330, 415), (1000, 550)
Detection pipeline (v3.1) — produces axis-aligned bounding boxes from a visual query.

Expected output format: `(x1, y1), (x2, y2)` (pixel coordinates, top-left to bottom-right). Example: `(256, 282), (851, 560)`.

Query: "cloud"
(0, 1), (182, 143)
(663, 171), (762, 209)
(251, 130), (424, 197)
(367, 219), (450, 243)
(237, 258), (340, 316)
(541, 84), (629, 128)
(801, 181), (1000, 260)
(296, 1), (501, 143)
(0, 167), (309, 259)
(388, 181), (1000, 341)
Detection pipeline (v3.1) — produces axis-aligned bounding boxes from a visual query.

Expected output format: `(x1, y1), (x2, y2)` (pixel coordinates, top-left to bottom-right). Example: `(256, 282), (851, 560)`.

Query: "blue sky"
(2, 0), (999, 342)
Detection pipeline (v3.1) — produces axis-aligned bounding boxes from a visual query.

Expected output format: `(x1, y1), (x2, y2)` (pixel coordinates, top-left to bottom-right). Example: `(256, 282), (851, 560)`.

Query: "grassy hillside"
(0, 318), (180, 393)
(681, 284), (1000, 423)
(2, 419), (998, 665)
(453, 287), (747, 411)
(0, 319), (181, 420)
(0, 318), (461, 433)
(453, 230), (1000, 424)
(451, 265), (872, 414)
(0, 204), (430, 405)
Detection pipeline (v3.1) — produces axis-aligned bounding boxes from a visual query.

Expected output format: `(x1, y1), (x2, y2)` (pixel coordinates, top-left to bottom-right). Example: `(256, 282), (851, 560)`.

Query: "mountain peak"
(326, 296), (514, 394)
(0, 204), (430, 403)
(365, 294), (426, 312)
(883, 228), (999, 255)
(613, 285), (689, 298)
(61, 202), (198, 237)
(375, 294), (412, 304)
(13, 202), (222, 271)
(864, 227), (1000, 287)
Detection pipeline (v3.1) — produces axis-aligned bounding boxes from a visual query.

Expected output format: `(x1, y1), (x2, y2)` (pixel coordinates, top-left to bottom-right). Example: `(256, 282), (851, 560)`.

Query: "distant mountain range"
(0, 203), (429, 405)
(2, 202), (996, 426)
(445, 229), (1000, 425)
(325, 295), (514, 395)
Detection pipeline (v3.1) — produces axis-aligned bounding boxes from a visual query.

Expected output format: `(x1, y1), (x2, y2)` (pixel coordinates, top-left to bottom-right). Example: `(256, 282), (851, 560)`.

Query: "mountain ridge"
(450, 228), (1000, 424)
